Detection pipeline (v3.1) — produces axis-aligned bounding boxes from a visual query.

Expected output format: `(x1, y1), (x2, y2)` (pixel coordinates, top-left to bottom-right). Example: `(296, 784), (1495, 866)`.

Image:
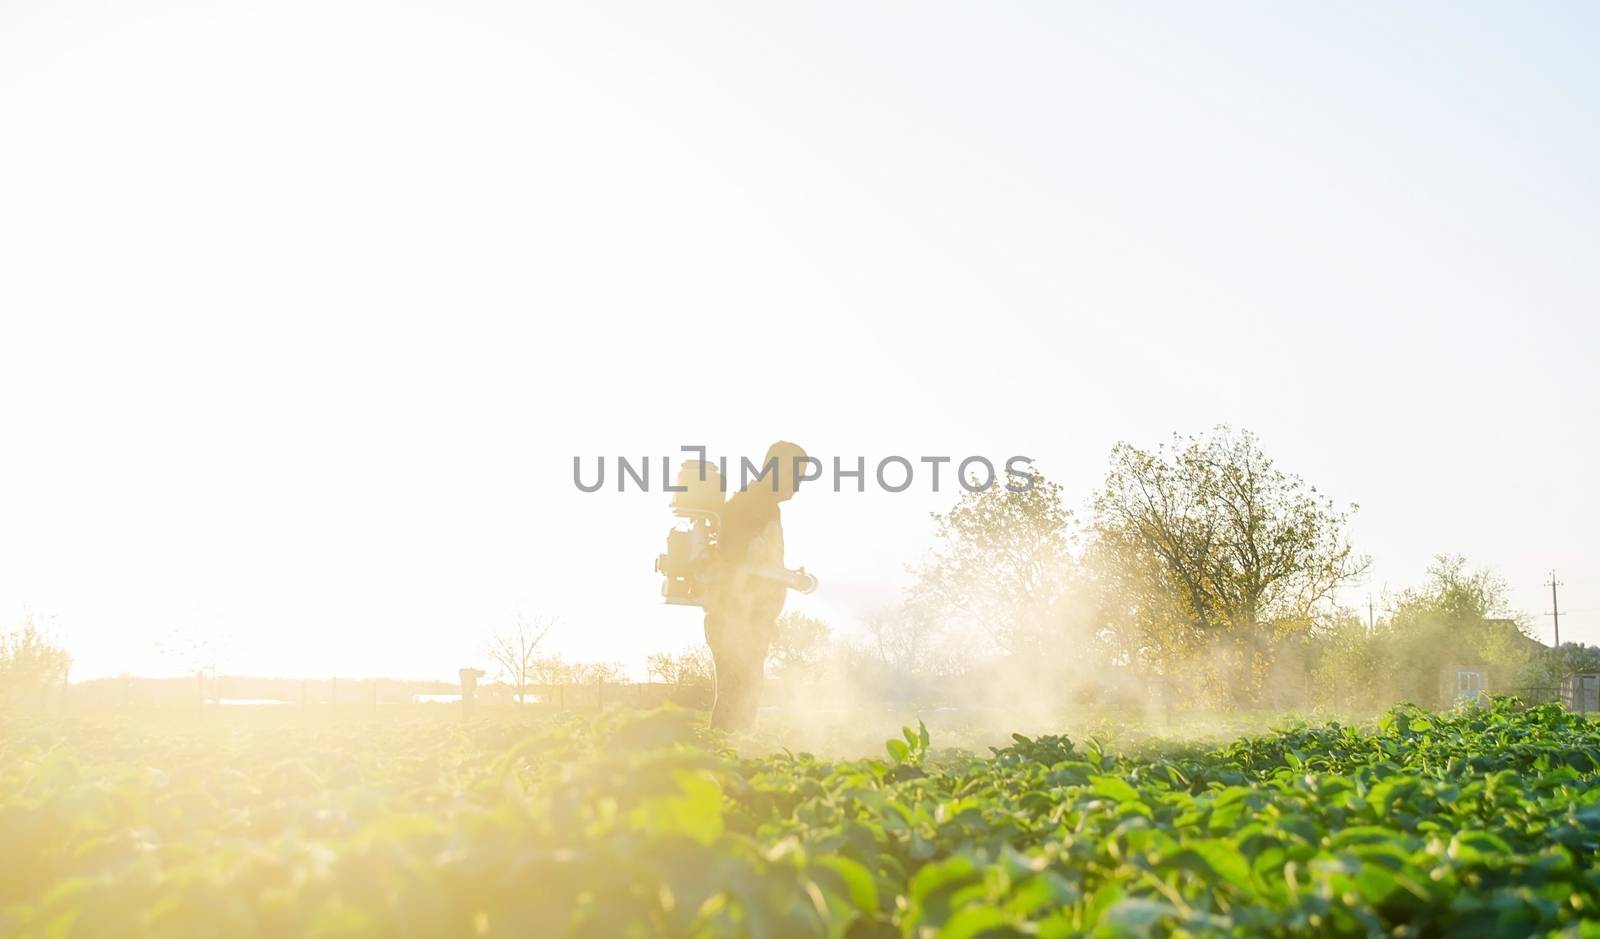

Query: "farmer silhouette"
(704, 440), (814, 730)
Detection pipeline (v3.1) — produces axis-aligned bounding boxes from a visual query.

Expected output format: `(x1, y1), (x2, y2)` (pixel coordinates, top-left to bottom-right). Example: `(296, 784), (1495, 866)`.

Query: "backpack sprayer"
(655, 460), (725, 606)
(654, 459), (818, 606)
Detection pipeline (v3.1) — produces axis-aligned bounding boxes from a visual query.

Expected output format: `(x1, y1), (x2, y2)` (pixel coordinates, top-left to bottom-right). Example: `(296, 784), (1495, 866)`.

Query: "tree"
(1, 614), (72, 705)
(1092, 426), (1367, 703)
(156, 625), (229, 677)
(1552, 643), (1600, 678)
(1308, 608), (1393, 712)
(910, 468), (1081, 657)
(646, 647), (713, 687)
(578, 661), (626, 684)
(1076, 535), (1184, 672)
(1382, 555), (1539, 703)
(1387, 554), (1513, 632)
(529, 653), (580, 687)
(862, 604), (951, 676)
(768, 612), (832, 681)
(846, 603), (971, 704)
(487, 614), (554, 704)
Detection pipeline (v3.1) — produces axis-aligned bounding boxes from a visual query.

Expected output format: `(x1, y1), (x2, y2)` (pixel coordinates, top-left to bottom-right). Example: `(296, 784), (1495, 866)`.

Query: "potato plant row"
(3, 699), (1598, 937)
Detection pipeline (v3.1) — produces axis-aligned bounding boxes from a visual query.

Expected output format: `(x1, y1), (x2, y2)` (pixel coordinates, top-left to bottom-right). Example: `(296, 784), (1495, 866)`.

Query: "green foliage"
(911, 468), (1081, 658)
(1388, 554), (1514, 633)
(1309, 613), (1395, 713)
(1382, 554), (1535, 703)
(1092, 426), (1368, 703)
(0, 616), (71, 706)
(1545, 644), (1600, 687)
(769, 613), (832, 682)
(5, 700), (1600, 936)
(1310, 556), (1551, 709)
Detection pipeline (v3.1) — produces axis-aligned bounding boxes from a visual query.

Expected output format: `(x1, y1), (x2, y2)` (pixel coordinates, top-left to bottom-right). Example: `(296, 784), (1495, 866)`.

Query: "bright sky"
(2, 1), (1597, 680)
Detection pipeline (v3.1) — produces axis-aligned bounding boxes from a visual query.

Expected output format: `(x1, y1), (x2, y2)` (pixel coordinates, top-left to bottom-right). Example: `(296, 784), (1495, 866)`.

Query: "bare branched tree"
(646, 646), (712, 687)
(862, 604), (961, 678)
(578, 661), (626, 685)
(487, 614), (555, 704)
(155, 625), (229, 678)
(529, 653), (579, 687)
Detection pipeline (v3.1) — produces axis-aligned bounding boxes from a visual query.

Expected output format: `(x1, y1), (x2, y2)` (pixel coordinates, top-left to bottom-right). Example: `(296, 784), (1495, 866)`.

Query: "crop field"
(4, 699), (1600, 938)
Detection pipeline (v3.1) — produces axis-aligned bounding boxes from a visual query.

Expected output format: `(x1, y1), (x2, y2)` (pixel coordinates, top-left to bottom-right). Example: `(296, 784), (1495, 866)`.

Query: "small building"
(1563, 673), (1600, 713)
(1441, 663), (1493, 706)
(1434, 619), (1551, 708)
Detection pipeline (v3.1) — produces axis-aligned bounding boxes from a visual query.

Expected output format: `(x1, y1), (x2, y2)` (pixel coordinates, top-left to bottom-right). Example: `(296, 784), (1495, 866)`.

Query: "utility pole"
(1546, 571), (1563, 649)
(1367, 594), (1375, 632)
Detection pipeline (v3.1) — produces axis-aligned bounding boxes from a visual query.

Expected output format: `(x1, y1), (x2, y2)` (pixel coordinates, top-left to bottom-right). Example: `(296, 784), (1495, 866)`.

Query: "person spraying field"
(654, 441), (816, 730)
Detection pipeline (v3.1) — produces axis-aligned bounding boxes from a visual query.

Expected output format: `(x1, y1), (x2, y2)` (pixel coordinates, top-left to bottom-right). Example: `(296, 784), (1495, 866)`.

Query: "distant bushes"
(0, 614), (70, 708)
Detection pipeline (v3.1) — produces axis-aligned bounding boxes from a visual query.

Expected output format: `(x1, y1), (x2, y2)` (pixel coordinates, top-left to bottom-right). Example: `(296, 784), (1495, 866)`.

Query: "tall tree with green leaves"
(1382, 554), (1539, 703)
(911, 468), (1086, 659)
(1091, 426), (1367, 703)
